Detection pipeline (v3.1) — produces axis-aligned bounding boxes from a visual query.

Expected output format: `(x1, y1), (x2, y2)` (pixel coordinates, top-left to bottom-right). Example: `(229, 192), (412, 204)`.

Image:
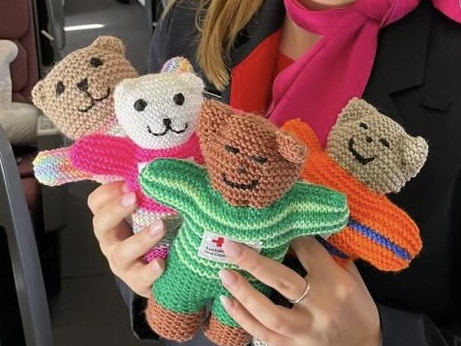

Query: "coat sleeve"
(147, 0), (199, 74)
(147, 4), (173, 73)
(379, 305), (461, 345)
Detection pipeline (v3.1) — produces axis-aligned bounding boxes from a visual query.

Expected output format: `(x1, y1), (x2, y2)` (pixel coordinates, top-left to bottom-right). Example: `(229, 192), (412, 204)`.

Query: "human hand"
(218, 236), (381, 346)
(87, 181), (166, 298)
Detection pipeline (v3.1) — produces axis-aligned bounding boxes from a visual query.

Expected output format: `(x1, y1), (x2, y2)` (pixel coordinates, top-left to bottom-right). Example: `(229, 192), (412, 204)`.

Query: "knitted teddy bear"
(138, 99), (350, 346)
(32, 36), (139, 186)
(69, 58), (205, 261)
(281, 98), (428, 271)
(0, 40), (39, 145)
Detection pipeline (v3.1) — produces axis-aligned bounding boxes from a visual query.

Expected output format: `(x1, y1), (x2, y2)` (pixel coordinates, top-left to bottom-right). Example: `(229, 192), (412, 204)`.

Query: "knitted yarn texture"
(32, 36), (138, 140)
(70, 58), (205, 260)
(139, 100), (349, 346)
(281, 98), (428, 271)
(33, 36), (138, 186)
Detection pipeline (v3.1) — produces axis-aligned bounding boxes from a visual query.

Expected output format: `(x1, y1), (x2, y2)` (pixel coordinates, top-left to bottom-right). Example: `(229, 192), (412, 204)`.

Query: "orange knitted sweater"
(282, 119), (422, 271)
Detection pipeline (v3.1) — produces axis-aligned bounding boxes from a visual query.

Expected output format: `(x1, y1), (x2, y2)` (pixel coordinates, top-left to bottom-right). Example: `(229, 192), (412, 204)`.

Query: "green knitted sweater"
(140, 158), (349, 278)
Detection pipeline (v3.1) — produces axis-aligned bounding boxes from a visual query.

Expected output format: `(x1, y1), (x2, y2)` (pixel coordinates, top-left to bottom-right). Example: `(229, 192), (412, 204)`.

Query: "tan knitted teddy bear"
(32, 36), (139, 186)
(282, 98), (428, 272)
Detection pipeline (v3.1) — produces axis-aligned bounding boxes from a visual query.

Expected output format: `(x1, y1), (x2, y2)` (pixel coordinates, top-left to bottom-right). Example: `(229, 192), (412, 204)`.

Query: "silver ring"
(288, 278), (310, 304)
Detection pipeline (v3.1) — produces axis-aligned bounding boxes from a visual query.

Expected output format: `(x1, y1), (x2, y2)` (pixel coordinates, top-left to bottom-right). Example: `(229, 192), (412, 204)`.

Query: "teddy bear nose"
(366, 136), (373, 143)
(237, 166), (248, 175)
(163, 118), (172, 127)
(76, 78), (89, 92)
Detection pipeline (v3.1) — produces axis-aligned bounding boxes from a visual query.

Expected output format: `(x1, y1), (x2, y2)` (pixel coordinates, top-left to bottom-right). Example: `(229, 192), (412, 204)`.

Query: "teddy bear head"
(32, 36), (138, 140)
(326, 98), (428, 194)
(114, 57), (204, 149)
(198, 100), (307, 208)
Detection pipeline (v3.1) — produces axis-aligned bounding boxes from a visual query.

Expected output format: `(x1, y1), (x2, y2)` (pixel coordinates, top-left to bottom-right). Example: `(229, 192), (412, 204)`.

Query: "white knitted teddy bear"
(69, 57), (205, 261)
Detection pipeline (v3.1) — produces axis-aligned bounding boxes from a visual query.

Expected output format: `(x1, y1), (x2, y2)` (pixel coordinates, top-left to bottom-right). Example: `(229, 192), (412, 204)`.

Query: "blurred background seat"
(0, 123), (54, 346)
(0, 0), (66, 300)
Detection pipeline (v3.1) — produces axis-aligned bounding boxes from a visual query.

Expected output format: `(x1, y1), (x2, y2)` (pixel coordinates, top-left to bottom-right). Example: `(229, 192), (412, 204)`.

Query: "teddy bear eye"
(250, 155), (268, 164)
(379, 138), (390, 148)
(56, 81), (65, 96)
(225, 145), (239, 154)
(133, 99), (148, 112)
(90, 57), (103, 68)
(173, 93), (185, 106)
(359, 122), (368, 129)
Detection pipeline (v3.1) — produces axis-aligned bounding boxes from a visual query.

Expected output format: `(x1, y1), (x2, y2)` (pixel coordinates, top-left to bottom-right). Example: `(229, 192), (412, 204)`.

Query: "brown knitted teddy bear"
(139, 99), (349, 346)
(32, 36), (139, 186)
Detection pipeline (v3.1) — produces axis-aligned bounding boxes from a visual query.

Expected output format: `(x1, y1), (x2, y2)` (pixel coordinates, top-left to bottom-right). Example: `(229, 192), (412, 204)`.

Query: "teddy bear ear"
(337, 97), (376, 123)
(31, 80), (46, 109)
(400, 135), (429, 181)
(178, 72), (205, 92)
(276, 131), (307, 164)
(197, 100), (234, 144)
(161, 56), (194, 73)
(90, 36), (125, 54)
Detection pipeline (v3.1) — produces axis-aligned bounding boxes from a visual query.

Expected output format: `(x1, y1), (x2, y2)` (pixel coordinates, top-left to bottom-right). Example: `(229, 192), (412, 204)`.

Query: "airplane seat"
(0, 123), (54, 346)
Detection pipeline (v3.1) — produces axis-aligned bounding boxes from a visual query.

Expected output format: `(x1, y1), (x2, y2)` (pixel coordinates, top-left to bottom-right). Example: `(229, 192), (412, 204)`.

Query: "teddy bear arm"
(70, 134), (136, 177)
(283, 182), (349, 242)
(139, 158), (205, 217)
(326, 205), (422, 271)
(33, 147), (96, 186)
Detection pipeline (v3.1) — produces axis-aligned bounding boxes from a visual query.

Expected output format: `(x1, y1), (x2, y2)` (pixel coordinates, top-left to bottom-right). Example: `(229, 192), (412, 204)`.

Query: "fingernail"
(120, 192), (136, 207)
(149, 220), (164, 236)
(220, 295), (233, 309)
(121, 182), (130, 193)
(219, 269), (237, 288)
(151, 260), (164, 273)
(222, 240), (241, 260)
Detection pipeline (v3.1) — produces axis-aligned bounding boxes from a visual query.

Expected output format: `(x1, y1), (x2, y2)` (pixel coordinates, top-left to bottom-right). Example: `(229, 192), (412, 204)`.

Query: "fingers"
(109, 220), (166, 272)
(290, 236), (338, 276)
(102, 221), (166, 298)
(219, 295), (282, 346)
(122, 258), (165, 298)
(219, 269), (305, 337)
(221, 241), (308, 335)
(90, 189), (137, 249)
(88, 181), (128, 214)
(87, 182), (164, 298)
(223, 240), (307, 303)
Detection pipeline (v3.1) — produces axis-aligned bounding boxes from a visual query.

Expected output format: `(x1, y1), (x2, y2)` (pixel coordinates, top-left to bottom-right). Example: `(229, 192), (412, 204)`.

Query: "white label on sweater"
(198, 231), (262, 264)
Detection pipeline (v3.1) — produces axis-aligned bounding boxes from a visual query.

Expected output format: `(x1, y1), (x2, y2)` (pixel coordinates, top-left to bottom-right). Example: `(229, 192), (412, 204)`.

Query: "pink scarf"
(433, 0), (461, 21)
(268, 0), (420, 147)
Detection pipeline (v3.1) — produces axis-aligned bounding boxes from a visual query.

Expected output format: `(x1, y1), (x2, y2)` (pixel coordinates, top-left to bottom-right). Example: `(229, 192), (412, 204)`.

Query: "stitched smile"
(348, 138), (375, 165)
(222, 174), (258, 190)
(78, 88), (111, 113)
(147, 123), (189, 137)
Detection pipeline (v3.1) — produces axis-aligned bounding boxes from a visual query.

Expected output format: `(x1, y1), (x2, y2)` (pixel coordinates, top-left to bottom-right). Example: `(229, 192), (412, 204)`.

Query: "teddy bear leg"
(145, 296), (203, 342)
(203, 313), (252, 346)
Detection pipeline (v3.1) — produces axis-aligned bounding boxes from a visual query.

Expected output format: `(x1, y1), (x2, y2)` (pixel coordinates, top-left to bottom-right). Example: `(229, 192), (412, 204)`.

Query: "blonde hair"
(164, 0), (264, 90)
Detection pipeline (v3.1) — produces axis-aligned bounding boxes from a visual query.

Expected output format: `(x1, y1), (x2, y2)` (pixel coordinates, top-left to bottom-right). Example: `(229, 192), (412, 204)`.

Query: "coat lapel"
(363, 0), (432, 122)
(222, 0), (285, 104)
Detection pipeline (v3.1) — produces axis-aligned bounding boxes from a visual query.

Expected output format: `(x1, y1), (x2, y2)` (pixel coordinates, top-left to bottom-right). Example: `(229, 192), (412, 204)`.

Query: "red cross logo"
(212, 237), (225, 248)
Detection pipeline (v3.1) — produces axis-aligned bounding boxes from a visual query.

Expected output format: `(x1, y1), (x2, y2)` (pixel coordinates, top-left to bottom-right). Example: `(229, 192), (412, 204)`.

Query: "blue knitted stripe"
(348, 220), (411, 261)
(315, 235), (349, 259)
